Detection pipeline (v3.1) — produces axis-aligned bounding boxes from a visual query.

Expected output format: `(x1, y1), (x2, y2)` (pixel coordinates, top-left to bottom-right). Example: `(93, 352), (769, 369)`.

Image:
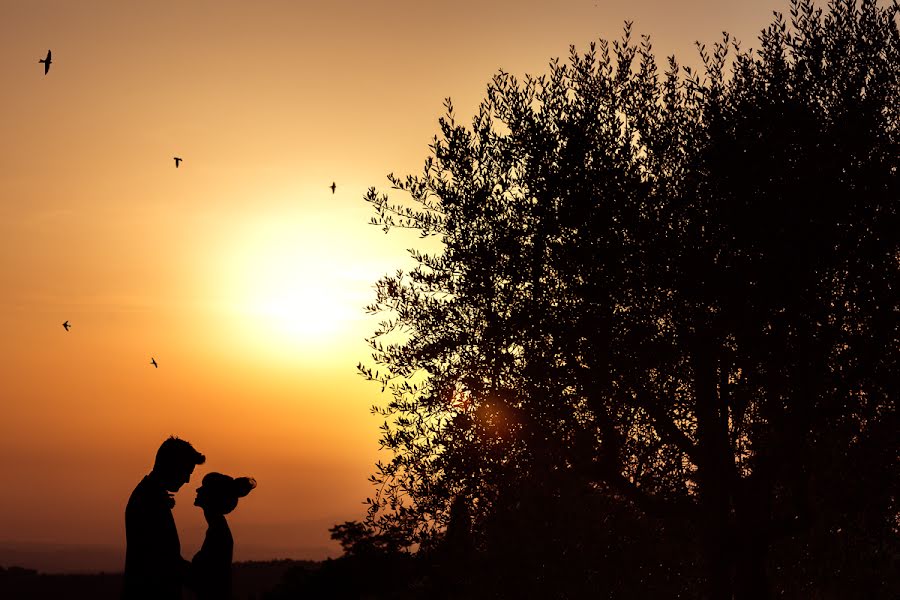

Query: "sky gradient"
(1, 0), (790, 572)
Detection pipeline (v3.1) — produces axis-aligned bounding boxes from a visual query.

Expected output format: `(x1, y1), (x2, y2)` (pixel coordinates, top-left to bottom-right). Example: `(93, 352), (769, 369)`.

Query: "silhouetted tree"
(359, 1), (898, 598)
(329, 520), (412, 557)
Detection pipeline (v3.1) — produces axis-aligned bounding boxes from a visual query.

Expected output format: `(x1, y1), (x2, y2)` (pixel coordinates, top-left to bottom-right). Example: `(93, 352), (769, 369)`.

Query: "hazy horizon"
(0, 539), (332, 574)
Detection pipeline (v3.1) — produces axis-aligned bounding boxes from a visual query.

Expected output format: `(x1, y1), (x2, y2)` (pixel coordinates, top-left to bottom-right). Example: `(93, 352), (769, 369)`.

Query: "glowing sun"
(220, 214), (367, 351)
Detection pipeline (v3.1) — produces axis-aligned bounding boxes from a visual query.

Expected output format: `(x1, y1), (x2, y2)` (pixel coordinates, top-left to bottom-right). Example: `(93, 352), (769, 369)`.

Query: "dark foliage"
(354, 1), (898, 598)
(263, 554), (420, 600)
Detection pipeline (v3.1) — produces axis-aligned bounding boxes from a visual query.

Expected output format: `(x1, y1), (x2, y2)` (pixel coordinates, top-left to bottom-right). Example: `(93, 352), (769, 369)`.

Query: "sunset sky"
(1, 0), (789, 572)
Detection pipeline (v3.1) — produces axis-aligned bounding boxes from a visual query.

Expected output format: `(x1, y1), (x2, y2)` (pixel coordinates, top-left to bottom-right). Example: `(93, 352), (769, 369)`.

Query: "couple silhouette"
(122, 437), (256, 600)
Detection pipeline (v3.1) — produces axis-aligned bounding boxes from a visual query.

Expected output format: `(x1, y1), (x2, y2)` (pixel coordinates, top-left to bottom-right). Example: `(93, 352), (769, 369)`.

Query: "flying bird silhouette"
(174, 157), (182, 168)
(38, 50), (52, 75)
(150, 357), (158, 368)
(330, 182), (336, 194)
(62, 320), (70, 331)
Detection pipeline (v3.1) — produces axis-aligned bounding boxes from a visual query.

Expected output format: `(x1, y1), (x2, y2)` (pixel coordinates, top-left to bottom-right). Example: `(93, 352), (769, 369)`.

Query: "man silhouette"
(122, 436), (206, 599)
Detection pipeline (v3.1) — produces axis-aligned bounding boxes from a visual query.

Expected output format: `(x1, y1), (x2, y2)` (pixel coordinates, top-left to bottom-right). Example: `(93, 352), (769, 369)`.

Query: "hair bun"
(233, 477), (257, 498)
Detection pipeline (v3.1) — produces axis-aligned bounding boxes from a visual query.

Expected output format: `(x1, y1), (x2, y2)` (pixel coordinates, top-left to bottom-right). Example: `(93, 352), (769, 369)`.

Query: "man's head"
(151, 436), (206, 492)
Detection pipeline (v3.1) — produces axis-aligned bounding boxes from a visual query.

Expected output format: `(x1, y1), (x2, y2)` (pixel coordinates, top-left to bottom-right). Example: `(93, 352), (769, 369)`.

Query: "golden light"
(215, 206), (373, 359)
(243, 258), (350, 340)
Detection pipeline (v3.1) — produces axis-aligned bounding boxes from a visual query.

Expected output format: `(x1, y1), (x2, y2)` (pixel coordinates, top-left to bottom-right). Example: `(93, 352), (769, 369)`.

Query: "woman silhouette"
(191, 472), (256, 599)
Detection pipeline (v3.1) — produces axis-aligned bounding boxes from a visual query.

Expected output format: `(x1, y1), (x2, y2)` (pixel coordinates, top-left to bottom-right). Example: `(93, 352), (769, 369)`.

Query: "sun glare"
(251, 281), (348, 337)
(218, 211), (372, 356)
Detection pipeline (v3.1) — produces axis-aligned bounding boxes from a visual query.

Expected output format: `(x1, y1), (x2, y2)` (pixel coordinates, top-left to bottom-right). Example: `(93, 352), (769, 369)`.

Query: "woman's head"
(194, 472), (256, 515)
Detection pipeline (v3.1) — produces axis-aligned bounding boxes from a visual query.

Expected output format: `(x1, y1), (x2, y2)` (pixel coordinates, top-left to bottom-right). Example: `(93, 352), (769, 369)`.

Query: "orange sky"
(0, 0), (788, 572)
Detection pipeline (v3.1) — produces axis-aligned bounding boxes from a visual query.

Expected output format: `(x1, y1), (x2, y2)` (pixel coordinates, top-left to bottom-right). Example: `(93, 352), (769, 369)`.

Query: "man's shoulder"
(127, 476), (167, 512)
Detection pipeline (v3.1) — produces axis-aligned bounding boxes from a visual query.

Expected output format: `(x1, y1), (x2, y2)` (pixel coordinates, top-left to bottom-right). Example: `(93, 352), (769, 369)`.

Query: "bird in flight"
(150, 357), (158, 368)
(330, 182), (337, 194)
(62, 320), (70, 331)
(39, 50), (52, 75)
(174, 157), (183, 168)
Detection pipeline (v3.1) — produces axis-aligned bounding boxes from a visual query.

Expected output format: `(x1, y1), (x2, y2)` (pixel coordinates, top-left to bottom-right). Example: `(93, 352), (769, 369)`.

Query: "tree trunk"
(734, 531), (770, 600)
(733, 467), (774, 600)
(692, 334), (736, 600)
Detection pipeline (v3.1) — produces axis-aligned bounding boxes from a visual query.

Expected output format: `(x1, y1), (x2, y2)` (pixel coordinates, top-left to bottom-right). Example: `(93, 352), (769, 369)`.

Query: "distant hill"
(0, 560), (318, 599)
(0, 543), (123, 573)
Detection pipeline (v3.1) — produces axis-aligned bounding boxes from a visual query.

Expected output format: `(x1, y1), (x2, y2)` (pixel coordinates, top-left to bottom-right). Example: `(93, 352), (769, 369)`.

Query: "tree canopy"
(357, 1), (898, 598)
